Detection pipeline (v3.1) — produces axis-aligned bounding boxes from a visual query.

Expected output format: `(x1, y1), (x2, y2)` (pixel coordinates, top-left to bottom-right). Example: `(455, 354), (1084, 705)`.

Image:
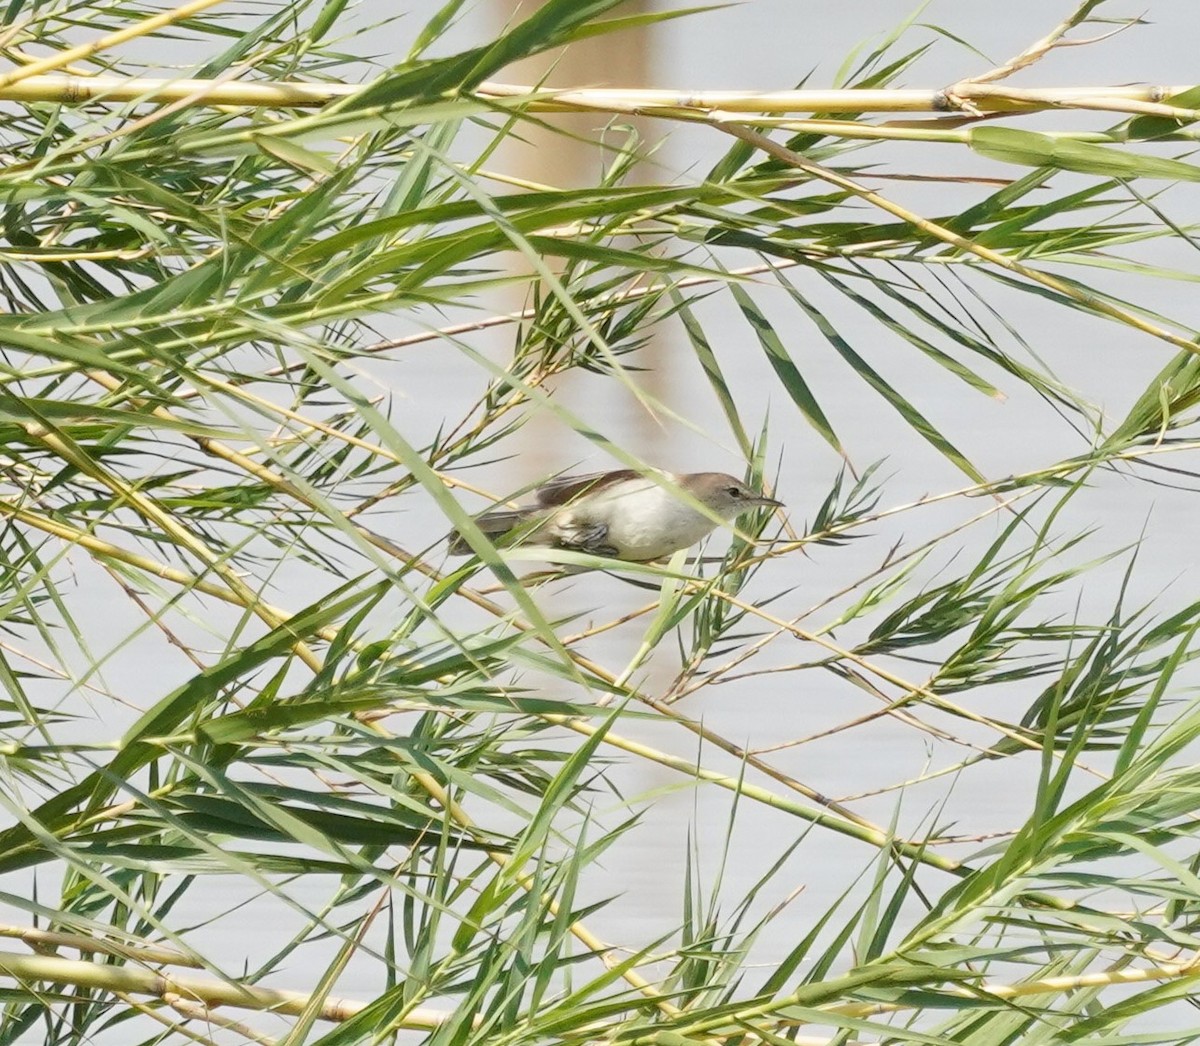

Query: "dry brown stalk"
(957, 0), (1136, 85)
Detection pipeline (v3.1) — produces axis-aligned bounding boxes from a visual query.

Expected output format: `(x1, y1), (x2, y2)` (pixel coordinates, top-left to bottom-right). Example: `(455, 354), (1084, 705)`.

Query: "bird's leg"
(554, 520), (618, 558)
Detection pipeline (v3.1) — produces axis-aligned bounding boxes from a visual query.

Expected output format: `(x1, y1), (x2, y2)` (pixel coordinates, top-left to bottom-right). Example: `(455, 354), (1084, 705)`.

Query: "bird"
(447, 469), (782, 562)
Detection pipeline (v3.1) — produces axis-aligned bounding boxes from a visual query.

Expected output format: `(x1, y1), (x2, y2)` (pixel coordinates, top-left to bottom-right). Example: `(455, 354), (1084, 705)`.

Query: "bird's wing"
(534, 470), (643, 506)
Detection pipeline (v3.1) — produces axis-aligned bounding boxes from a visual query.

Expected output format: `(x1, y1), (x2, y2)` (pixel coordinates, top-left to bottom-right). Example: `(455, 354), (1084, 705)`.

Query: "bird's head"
(683, 472), (783, 518)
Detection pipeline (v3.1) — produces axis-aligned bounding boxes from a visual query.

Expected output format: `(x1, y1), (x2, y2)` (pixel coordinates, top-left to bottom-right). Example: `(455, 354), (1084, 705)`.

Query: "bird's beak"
(749, 494), (784, 509)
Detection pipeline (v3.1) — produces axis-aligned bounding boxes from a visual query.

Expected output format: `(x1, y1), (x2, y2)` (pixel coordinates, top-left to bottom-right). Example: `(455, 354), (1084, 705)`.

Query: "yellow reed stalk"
(0, 948), (423, 1024)
(476, 80), (1198, 119)
(0, 1), (230, 88)
(0, 925), (199, 967)
(0, 74), (1191, 120)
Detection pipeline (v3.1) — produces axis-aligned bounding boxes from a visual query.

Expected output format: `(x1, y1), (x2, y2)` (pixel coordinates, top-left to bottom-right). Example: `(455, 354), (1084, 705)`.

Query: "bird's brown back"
(534, 470), (643, 506)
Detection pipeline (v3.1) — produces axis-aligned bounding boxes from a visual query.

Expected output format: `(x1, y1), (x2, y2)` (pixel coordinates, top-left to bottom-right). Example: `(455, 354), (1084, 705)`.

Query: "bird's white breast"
(560, 477), (722, 560)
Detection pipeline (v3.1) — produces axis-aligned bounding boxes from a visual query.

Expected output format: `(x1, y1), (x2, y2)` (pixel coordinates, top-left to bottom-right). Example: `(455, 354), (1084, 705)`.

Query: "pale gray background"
(6, 1), (1200, 1041)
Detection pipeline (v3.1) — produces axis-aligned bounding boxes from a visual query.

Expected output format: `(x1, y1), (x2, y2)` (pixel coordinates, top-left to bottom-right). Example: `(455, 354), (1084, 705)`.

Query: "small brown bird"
(448, 469), (782, 562)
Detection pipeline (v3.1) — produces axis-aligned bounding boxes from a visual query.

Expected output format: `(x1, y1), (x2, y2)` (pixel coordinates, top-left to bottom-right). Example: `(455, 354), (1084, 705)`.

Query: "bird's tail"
(447, 508), (540, 555)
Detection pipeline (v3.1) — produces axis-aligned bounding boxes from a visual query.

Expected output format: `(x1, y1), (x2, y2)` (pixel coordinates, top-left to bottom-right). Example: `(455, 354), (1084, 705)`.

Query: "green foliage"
(0, 2), (1198, 1045)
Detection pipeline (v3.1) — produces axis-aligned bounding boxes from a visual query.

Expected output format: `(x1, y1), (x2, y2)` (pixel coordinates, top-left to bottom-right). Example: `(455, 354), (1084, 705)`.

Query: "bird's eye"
(726, 486), (742, 498)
